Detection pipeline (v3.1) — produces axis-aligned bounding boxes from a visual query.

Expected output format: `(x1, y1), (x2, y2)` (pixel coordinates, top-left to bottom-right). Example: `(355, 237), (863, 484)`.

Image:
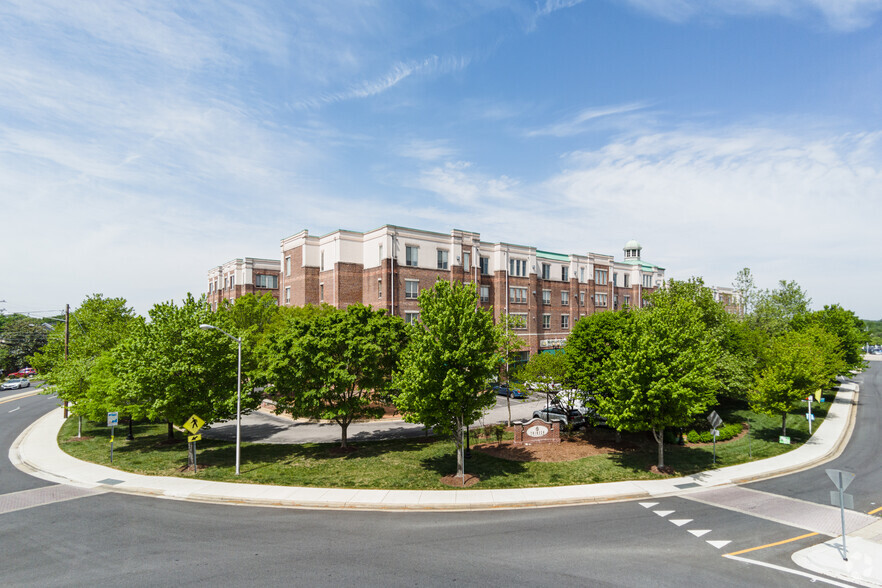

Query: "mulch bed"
(473, 436), (622, 463)
(440, 473), (480, 487)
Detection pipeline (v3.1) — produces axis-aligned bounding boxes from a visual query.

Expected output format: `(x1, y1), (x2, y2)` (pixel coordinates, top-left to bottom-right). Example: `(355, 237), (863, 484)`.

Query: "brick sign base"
(513, 418), (561, 445)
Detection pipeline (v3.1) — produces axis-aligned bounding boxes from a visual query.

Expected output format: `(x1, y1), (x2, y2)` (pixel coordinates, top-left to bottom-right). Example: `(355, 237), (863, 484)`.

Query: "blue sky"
(3, 0), (882, 319)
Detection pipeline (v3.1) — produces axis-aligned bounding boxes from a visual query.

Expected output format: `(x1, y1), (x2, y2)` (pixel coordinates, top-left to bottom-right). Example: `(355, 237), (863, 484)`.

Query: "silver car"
(1, 378), (30, 390)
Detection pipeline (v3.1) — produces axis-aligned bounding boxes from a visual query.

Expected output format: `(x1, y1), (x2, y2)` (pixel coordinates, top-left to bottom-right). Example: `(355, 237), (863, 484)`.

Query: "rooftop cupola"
(624, 239), (642, 260)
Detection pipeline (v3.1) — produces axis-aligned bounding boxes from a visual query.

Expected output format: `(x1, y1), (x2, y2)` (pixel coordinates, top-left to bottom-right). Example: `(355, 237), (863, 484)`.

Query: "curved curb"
(9, 382), (861, 512)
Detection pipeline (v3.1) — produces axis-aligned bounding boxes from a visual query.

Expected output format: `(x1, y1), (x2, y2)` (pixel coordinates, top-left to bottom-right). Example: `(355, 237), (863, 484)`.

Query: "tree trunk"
(506, 395), (512, 427)
(167, 421), (175, 441)
(77, 416), (82, 438)
(126, 416), (134, 441)
(340, 422), (348, 448)
(652, 427), (665, 468)
(781, 412), (787, 436)
(454, 416), (464, 478)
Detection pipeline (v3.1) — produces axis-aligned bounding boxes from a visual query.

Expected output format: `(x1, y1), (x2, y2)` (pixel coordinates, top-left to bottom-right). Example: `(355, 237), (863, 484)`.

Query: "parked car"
(493, 384), (526, 399)
(532, 406), (585, 428)
(2, 378), (30, 390)
(10, 367), (36, 378)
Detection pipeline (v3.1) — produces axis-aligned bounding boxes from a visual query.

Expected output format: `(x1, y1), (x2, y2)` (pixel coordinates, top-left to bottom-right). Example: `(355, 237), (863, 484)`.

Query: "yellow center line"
(724, 532), (819, 557)
(0, 390), (42, 404)
(868, 505), (882, 515)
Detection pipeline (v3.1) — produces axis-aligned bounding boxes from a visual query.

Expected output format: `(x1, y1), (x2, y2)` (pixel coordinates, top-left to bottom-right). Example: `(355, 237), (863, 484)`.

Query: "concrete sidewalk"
(9, 380), (881, 585)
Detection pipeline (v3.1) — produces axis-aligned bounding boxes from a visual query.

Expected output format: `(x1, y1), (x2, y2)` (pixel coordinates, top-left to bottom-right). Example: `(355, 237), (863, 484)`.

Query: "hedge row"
(686, 422), (743, 444)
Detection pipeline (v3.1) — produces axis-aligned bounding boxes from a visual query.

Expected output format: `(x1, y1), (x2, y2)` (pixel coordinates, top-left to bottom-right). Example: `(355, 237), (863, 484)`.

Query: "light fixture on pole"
(199, 324), (242, 475)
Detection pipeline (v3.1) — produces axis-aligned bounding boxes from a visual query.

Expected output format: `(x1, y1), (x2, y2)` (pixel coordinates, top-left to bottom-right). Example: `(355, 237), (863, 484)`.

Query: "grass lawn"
(58, 389), (837, 490)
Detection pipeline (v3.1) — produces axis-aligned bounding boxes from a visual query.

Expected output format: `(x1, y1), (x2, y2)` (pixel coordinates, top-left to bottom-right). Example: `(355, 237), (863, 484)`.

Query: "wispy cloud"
(397, 139), (459, 162)
(617, 0), (882, 31)
(526, 102), (649, 137)
(294, 55), (471, 109)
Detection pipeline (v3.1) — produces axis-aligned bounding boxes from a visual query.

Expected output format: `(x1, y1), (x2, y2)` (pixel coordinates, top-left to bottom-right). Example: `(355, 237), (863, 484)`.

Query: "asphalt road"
(3, 369), (880, 587)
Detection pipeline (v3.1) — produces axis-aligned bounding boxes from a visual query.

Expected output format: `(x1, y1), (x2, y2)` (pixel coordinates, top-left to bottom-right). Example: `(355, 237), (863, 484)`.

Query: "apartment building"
(275, 226), (666, 356)
(206, 257), (281, 310)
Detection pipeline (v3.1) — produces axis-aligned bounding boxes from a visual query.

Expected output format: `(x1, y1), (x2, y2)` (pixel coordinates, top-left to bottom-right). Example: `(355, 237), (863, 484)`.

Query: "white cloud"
(526, 102), (649, 137)
(617, 0), (882, 31)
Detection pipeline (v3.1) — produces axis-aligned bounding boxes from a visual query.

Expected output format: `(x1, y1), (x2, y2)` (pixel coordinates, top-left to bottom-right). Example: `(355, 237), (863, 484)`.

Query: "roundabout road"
(3, 367), (879, 587)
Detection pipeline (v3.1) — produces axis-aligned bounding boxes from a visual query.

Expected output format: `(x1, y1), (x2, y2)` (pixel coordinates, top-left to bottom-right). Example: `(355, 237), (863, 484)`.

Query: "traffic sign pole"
(839, 472), (847, 561)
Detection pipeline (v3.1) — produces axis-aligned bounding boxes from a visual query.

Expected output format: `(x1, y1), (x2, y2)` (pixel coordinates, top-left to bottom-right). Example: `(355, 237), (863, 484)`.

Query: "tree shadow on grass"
(419, 451), (528, 484)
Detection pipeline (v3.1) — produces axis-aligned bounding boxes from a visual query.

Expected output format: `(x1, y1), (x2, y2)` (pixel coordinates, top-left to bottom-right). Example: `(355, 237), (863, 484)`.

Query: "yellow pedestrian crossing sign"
(183, 414), (205, 435)
(188, 434), (202, 443)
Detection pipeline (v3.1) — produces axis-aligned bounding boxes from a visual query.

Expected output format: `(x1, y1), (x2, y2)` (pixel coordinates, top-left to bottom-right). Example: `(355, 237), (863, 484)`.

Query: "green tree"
(496, 313), (526, 426)
(517, 350), (570, 406)
(255, 303), (406, 447)
(798, 305), (869, 372)
(394, 280), (500, 478)
(749, 329), (828, 436)
(598, 281), (722, 468)
(1, 316), (49, 373)
(565, 309), (629, 399)
(29, 295), (136, 432)
(113, 294), (257, 440)
(750, 280), (811, 336)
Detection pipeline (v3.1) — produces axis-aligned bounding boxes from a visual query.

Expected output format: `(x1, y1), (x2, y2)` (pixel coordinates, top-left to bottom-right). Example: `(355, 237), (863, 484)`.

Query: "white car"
(1, 378), (30, 390)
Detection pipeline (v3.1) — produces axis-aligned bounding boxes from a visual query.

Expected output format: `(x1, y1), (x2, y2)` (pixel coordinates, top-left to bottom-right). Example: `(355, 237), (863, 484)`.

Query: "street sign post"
(805, 396), (814, 435)
(184, 415), (204, 474)
(707, 411), (723, 465)
(826, 468), (856, 561)
(107, 412), (119, 463)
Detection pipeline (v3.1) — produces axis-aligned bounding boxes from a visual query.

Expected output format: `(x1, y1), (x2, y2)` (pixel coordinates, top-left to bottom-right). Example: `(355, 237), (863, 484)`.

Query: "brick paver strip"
(684, 486), (877, 536)
(0, 485), (104, 516)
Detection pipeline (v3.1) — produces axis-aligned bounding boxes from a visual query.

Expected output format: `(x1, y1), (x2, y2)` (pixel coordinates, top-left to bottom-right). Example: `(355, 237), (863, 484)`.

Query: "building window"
(406, 246), (419, 267)
(595, 293), (608, 307)
(285, 287), (291, 304)
(614, 294), (619, 308)
(285, 256), (291, 276)
(509, 287), (527, 304)
(562, 267), (568, 281)
(541, 263), (551, 280)
(437, 249), (448, 270)
(405, 279), (419, 299)
(643, 274), (653, 288)
(405, 311), (420, 325)
(480, 285), (490, 302)
(561, 291), (569, 306)
(542, 289), (551, 305)
(542, 314), (551, 329)
(319, 283), (324, 302)
(463, 252), (470, 269)
(208, 282), (211, 293)
(230, 274), (235, 288)
(561, 314), (570, 329)
(379, 244), (383, 261)
(255, 274), (278, 289)
(480, 256), (489, 275)
(624, 274), (630, 288)
(510, 313), (528, 329)
(224, 276), (228, 290)
(580, 267), (585, 282)
(378, 278), (382, 299)
(509, 258), (527, 277)
(595, 269), (608, 285)
(613, 272), (618, 287)
(580, 291), (585, 306)
(624, 295), (630, 306)
(321, 251), (325, 271)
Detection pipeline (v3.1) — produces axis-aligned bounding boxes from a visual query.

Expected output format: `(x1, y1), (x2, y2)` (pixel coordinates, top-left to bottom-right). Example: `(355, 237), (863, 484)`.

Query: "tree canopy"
(255, 303), (406, 447)
(394, 280), (500, 477)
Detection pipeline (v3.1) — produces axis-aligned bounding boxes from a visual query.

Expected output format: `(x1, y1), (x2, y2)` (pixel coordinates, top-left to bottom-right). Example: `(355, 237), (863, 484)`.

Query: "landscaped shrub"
(687, 422), (743, 444)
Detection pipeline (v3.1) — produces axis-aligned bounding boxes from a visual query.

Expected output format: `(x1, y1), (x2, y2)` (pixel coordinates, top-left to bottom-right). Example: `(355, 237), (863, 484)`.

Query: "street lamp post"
(199, 324), (242, 475)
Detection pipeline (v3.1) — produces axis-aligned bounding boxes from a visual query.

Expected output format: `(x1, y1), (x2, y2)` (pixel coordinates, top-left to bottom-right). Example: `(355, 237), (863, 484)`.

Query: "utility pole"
(63, 303), (69, 418)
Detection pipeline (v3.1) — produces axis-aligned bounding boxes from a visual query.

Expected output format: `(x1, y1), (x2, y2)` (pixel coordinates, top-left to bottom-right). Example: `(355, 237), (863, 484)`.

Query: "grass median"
(58, 390), (837, 490)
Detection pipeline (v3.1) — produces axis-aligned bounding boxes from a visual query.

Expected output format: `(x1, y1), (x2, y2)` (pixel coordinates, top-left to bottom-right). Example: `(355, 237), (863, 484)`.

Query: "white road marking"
(654, 510), (674, 517)
(707, 540), (732, 549)
(669, 519), (692, 526)
(9, 407), (20, 412)
(689, 530), (712, 537)
(723, 554), (855, 587)
(639, 502), (658, 509)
